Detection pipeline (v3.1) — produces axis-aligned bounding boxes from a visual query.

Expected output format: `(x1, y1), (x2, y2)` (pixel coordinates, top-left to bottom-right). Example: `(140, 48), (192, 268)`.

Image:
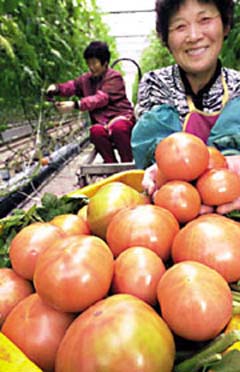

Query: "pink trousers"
(90, 118), (134, 163)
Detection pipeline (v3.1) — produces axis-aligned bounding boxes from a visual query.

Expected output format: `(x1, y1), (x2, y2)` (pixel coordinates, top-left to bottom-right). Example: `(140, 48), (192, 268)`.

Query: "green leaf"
(206, 350), (240, 372)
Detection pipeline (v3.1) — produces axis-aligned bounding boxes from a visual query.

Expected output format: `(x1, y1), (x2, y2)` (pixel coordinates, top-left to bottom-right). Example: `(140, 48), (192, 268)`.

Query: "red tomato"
(153, 180), (201, 223)
(207, 147), (228, 169)
(106, 204), (179, 260)
(55, 294), (175, 372)
(112, 247), (166, 306)
(34, 235), (114, 312)
(2, 293), (74, 372)
(9, 222), (64, 280)
(0, 268), (33, 327)
(196, 168), (240, 206)
(155, 132), (209, 181)
(171, 214), (240, 282)
(87, 181), (148, 240)
(157, 261), (232, 342)
(50, 213), (90, 236)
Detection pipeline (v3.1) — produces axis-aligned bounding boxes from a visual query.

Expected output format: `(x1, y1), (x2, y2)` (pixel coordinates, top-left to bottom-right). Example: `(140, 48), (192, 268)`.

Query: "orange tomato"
(50, 213), (90, 236)
(9, 222), (64, 280)
(153, 180), (201, 223)
(112, 247), (166, 306)
(196, 168), (240, 206)
(172, 214), (240, 283)
(207, 146), (228, 169)
(157, 261), (232, 341)
(155, 132), (209, 181)
(106, 204), (179, 261)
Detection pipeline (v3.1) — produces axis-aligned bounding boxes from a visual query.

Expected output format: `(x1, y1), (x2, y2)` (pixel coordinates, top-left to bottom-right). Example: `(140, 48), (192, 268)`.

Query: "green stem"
(174, 330), (240, 372)
(232, 290), (240, 301)
(232, 304), (240, 315)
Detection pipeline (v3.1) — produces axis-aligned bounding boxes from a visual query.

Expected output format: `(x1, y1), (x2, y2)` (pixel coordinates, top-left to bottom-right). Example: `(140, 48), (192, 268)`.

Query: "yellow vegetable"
(68, 169), (145, 198)
(0, 332), (42, 372)
(224, 314), (240, 352)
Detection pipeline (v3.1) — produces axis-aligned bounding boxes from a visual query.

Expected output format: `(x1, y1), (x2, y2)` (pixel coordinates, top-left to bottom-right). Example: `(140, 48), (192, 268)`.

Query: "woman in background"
(47, 41), (135, 163)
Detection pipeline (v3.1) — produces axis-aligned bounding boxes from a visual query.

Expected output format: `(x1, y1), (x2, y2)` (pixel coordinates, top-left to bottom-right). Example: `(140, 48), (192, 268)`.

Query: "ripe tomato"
(34, 235), (114, 312)
(153, 180), (201, 223)
(87, 181), (148, 240)
(40, 157), (49, 166)
(112, 247), (166, 306)
(0, 268), (33, 327)
(207, 146), (228, 169)
(155, 132), (209, 181)
(171, 214), (240, 282)
(55, 294), (175, 372)
(157, 261), (232, 341)
(2, 293), (74, 372)
(196, 168), (240, 206)
(50, 213), (90, 236)
(106, 204), (179, 260)
(9, 222), (64, 280)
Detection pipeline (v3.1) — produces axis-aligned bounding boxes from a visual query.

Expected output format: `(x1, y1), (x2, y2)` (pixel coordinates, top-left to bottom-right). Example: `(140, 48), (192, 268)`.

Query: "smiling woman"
(131, 0), (240, 215)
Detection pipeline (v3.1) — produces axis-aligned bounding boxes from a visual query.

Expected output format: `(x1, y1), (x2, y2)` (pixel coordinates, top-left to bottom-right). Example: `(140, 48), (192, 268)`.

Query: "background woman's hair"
(155, 0), (234, 46)
(83, 41), (111, 64)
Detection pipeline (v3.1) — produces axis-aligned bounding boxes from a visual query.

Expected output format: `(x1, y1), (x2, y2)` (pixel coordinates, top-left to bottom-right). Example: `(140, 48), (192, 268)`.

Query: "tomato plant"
(0, 268), (33, 327)
(171, 214), (240, 282)
(157, 261), (232, 341)
(55, 294), (175, 372)
(2, 293), (74, 372)
(112, 247), (166, 306)
(34, 235), (114, 312)
(9, 222), (64, 280)
(87, 182), (148, 240)
(106, 204), (179, 260)
(50, 213), (90, 236)
(155, 132), (209, 181)
(196, 168), (240, 206)
(153, 180), (201, 223)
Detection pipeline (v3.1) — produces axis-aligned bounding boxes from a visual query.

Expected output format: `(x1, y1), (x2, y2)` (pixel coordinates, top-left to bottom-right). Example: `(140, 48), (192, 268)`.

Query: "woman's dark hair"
(155, 0), (234, 46)
(83, 41), (111, 65)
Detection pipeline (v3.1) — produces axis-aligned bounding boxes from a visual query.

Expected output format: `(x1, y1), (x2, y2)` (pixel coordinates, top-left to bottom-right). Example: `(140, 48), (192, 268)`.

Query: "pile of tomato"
(1, 132), (240, 372)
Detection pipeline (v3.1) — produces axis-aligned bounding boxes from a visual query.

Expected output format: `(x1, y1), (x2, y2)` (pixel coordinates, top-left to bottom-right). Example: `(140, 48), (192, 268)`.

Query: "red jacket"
(57, 68), (135, 125)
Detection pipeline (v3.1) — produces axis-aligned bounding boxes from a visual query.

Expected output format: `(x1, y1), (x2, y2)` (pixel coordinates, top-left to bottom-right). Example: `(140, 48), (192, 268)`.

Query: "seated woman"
(47, 41), (135, 163)
(131, 0), (240, 214)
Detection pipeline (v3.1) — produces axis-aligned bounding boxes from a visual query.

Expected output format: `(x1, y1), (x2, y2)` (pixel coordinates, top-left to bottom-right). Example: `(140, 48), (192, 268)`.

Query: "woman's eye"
(200, 16), (211, 24)
(173, 24), (187, 32)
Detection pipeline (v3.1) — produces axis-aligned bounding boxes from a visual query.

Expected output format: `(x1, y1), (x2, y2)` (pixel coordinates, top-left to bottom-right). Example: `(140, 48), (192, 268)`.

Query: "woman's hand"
(142, 163), (159, 197)
(55, 101), (75, 113)
(214, 155), (240, 214)
(142, 155), (240, 215)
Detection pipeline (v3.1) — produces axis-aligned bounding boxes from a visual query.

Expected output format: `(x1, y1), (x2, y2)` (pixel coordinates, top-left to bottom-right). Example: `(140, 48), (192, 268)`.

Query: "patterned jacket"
(137, 62), (240, 124)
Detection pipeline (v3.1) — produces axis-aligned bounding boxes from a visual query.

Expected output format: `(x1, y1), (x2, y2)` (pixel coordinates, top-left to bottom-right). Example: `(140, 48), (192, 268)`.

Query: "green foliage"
(132, 32), (174, 104)
(0, 0), (118, 127)
(221, 1), (240, 69)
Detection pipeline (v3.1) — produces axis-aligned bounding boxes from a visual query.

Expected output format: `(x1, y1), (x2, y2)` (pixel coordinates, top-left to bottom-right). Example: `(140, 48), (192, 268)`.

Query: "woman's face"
(168, 0), (229, 81)
(87, 58), (108, 77)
